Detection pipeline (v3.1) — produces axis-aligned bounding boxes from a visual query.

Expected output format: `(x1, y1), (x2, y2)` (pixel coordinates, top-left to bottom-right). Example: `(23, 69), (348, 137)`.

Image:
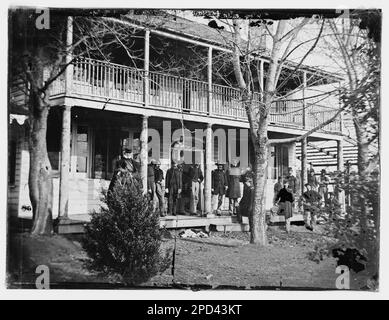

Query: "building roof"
(123, 11), (342, 82)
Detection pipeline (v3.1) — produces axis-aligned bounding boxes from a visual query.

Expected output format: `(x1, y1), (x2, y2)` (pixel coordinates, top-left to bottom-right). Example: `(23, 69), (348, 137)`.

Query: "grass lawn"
(7, 225), (373, 290)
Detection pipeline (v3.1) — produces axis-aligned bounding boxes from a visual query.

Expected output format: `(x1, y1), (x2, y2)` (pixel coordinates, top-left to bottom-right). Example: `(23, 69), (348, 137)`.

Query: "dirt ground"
(7, 225), (373, 290)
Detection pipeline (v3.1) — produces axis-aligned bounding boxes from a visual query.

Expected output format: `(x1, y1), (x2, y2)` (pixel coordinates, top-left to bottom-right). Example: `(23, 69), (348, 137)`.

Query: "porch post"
(207, 46), (213, 116)
(301, 70), (308, 194)
(302, 70), (307, 129)
(337, 139), (345, 210)
(59, 105), (72, 219)
(300, 138), (308, 195)
(260, 59), (264, 100)
(144, 29), (150, 108)
(140, 115), (149, 194)
(65, 16), (73, 94)
(204, 123), (213, 214)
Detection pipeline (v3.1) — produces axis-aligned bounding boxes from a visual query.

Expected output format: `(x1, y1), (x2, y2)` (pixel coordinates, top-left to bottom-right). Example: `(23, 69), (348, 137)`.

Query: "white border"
(0, 0), (387, 300)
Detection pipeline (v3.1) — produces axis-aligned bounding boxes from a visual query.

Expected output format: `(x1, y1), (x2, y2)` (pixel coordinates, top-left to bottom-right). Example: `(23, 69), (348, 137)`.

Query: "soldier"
(226, 159), (241, 215)
(238, 169), (254, 222)
(212, 162), (228, 215)
(188, 163), (204, 215)
(273, 176), (283, 205)
(275, 180), (294, 233)
(147, 159), (156, 204)
(285, 167), (298, 195)
(318, 169), (330, 206)
(302, 183), (322, 231)
(165, 161), (182, 216)
(153, 160), (165, 216)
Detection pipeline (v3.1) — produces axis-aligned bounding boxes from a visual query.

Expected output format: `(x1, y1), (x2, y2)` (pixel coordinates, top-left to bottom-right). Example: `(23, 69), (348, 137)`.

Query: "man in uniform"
(212, 163), (228, 215)
(165, 161), (182, 216)
(188, 163), (204, 215)
(153, 160), (165, 216)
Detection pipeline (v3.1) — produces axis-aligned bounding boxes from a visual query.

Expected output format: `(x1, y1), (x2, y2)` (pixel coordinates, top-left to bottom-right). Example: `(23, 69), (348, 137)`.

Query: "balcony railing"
(50, 58), (342, 133)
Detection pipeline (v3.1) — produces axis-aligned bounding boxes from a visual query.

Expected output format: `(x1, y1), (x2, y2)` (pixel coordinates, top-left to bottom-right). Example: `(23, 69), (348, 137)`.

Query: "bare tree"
(9, 9), (149, 235)
(324, 12), (380, 175)
(208, 16), (344, 245)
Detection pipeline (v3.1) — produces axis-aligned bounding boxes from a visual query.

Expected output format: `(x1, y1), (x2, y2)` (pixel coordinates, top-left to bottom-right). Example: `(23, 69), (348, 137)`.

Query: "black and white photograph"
(2, 1), (384, 299)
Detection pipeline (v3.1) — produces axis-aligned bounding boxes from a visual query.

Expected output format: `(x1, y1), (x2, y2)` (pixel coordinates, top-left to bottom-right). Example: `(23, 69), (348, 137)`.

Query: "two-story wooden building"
(8, 11), (346, 230)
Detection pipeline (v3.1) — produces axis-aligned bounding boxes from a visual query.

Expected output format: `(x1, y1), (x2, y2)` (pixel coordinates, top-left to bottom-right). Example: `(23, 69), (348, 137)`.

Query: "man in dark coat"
(165, 161), (182, 216)
(153, 160), (165, 216)
(147, 159), (156, 204)
(273, 176), (283, 205)
(212, 163), (227, 214)
(275, 181), (294, 233)
(302, 183), (322, 231)
(238, 171), (254, 222)
(227, 159), (241, 215)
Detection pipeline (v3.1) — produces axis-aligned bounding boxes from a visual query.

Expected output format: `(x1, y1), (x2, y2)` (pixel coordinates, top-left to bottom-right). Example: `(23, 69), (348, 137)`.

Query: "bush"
(82, 173), (170, 285)
(309, 169), (379, 284)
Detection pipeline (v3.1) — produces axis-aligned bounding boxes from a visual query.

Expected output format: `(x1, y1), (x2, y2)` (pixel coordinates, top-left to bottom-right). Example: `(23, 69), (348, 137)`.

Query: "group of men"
(273, 164), (342, 232)
(147, 160), (204, 216)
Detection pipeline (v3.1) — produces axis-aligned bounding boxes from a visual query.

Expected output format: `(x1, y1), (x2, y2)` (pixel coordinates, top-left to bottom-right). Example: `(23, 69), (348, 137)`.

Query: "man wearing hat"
(153, 160), (165, 216)
(275, 180), (294, 233)
(302, 183), (322, 231)
(318, 169), (330, 206)
(188, 163), (204, 215)
(147, 159), (156, 205)
(212, 162), (228, 214)
(226, 159), (241, 215)
(165, 161), (182, 216)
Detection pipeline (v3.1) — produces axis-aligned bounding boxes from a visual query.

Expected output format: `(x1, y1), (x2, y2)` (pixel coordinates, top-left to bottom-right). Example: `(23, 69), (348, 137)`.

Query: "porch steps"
(269, 214), (304, 223)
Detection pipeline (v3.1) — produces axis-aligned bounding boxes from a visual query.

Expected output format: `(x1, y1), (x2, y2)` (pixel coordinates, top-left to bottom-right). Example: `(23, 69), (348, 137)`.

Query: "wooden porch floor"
(55, 211), (304, 234)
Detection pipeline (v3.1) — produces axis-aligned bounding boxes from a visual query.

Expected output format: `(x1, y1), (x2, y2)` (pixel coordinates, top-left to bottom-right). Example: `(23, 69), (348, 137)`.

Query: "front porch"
(53, 212), (304, 234)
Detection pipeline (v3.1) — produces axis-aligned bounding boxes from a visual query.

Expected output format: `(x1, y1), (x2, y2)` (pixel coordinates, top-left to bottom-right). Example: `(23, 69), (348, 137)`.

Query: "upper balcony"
(49, 57), (342, 134)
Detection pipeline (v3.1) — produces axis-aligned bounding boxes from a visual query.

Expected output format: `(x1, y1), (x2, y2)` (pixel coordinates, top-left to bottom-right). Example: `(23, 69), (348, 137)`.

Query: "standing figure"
(153, 160), (165, 216)
(285, 167), (298, 195)
(307, 168), (318, 190)
(318, 169), (330, 206)
(273, 176), (283, 205)
(238, 170), (254, 222)
(147, 159), (156, 204)
(275, 181), (294, 233)
(108, 148), (139, 196)
(177, 162), (189, 214)
(227, 159), (241, 215)
(188, 163), (204, 215)
(212, 163), (228, 215)
(302, 183), (322, 231)
(165, 161), (182, 216)
(327, 192), (341, 220)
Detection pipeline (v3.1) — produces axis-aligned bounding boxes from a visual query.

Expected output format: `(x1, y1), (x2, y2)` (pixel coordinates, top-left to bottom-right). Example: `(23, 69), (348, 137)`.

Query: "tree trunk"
(249, 121), (269, 245)
(29, 100), (53, 235)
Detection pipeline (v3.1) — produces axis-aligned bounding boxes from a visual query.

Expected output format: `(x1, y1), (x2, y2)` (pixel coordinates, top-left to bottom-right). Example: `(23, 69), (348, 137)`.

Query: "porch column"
(260, 59), (264, 100)
(207, 46), (213, 116)
(302, 71), (307, 129)
(144, 29), (150, 108)
(140, 115), (149, 194)
(204, 123), (213, 214)
(337, 139), (345, 210)
(65, 16), (73, 94)
(59, 105), (72, 219)
(300, 138), (308, 195)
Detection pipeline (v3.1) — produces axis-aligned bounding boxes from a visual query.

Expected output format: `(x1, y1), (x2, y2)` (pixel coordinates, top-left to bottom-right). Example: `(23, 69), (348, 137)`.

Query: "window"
(47, 110), (61, 172)
(8, 140), (17, 185)
(76, 125), (89, 173)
